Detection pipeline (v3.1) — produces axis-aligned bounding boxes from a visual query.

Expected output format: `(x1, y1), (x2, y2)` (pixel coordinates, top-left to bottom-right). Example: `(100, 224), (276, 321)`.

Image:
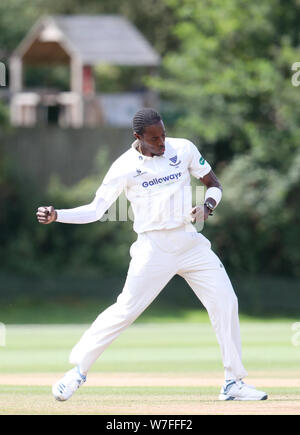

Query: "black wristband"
(204, 201), (214, 216)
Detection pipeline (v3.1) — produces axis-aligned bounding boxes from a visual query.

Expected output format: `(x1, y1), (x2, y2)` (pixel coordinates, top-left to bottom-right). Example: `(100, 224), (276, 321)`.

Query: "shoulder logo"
(199, 156), (205, 165)
(169, 155), (182, 167)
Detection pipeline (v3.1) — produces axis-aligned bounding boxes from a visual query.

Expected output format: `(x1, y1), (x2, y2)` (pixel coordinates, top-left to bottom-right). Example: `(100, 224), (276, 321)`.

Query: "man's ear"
(133, 132), (142, 141)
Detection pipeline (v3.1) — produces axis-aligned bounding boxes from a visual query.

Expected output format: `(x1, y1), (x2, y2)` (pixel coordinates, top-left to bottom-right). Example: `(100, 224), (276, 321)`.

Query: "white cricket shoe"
(52, 366), (86, 401)
(218, 380), (268, 401)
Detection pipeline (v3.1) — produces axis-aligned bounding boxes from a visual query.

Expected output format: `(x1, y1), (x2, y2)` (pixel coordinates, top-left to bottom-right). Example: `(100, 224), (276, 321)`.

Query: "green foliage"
(94, 65), (150, 93)
(0, 0), (39, 56)
(0, 147), (135, 278)
(0, 100), (9, 125)
(204, 149), (300, 277)
(150, 0), (300, 168)
(24, 65), (70, 90)
(146, 0), (300, 279)
(45, 150), (135, 277)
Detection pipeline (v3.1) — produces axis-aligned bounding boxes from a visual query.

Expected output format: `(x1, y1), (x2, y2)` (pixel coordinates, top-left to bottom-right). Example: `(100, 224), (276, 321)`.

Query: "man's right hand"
(36, 206), (57, 224)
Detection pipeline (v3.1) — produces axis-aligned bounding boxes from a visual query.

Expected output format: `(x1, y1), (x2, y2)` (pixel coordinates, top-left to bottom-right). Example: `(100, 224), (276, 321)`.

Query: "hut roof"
(13, 15), (160, 66)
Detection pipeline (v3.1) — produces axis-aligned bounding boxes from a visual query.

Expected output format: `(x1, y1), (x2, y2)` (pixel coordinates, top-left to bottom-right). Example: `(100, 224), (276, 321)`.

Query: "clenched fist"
(36, 206), (57, 224)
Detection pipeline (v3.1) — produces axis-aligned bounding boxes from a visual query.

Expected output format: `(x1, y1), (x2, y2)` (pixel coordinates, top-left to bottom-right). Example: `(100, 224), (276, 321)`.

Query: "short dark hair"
(132, 108), (162, 135)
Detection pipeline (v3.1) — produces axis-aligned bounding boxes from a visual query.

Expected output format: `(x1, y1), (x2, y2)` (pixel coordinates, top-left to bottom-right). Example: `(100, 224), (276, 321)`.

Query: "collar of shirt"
(131, 139), (173, 162)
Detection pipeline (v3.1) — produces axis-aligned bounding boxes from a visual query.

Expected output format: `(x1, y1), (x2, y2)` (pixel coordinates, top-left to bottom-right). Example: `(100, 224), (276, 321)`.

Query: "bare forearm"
(201, 170), (222, 191)
(202, 170), (222, 206)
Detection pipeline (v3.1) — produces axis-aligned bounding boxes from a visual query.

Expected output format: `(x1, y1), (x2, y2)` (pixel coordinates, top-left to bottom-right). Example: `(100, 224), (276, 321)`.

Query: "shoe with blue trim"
(218, 380), (268, 401)
(52, 366), (86, 401)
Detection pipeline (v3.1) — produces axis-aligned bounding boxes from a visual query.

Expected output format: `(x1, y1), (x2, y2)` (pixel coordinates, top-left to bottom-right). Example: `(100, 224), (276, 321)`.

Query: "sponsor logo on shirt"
(142, 172), (182, 188)
(199, 157), (205, 165)
(169, 155), (182, 167)
(134, 168), (147, 177)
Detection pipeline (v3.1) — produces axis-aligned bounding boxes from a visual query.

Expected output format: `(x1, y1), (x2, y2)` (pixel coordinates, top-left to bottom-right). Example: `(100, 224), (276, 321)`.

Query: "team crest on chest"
(169, 155), (182, 167)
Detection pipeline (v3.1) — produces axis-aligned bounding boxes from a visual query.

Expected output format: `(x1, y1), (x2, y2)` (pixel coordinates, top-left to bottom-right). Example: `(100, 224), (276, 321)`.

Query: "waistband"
(143, 223), (196, 235)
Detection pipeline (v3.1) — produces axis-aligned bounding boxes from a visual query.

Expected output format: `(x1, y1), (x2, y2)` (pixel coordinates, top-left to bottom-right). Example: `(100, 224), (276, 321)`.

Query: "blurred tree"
(94, 65), (150, 93)
(0, 147), (135, 277)
(149, 0), (300, 169)
(148, 0), (300, 278)
(24, 65), (70, 91)
(0, 0), (41, 57)
(0, 100), (9, 125)
(205, 149), (300, 277)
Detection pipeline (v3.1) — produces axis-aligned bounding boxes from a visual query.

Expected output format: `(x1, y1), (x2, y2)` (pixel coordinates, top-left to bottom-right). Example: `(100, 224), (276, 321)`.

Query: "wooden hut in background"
(9, 15), (160, 127)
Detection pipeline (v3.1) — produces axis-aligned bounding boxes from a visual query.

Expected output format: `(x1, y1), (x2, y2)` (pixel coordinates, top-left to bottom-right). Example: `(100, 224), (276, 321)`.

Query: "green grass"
(0, 318), (300, 414)
(1, 298), (299, 325)
(1, 316), (300, 373)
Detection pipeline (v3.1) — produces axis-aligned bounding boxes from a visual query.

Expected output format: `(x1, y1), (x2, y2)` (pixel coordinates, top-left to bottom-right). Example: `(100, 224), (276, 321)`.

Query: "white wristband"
(205, 187), (222, 207)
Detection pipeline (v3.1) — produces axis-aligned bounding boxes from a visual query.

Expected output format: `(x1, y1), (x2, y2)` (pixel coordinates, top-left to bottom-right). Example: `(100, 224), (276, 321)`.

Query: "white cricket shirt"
(56, 137), (211, 233)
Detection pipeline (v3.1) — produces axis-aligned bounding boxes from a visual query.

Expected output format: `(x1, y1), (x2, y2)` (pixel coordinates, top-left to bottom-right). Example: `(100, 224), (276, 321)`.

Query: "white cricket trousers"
(69, 224), (247, 380)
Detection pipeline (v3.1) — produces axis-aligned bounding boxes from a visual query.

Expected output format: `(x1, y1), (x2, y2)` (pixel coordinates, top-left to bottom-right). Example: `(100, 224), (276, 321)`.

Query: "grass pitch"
(0, 313), (300, 415)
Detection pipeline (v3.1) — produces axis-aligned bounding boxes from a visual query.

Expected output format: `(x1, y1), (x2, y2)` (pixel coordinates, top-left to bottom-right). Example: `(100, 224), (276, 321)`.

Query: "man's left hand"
(191, 205), (211, 223)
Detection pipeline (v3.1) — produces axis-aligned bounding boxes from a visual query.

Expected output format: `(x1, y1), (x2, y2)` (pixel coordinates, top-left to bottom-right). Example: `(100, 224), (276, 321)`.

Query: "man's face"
(134, 121), (166, 157)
